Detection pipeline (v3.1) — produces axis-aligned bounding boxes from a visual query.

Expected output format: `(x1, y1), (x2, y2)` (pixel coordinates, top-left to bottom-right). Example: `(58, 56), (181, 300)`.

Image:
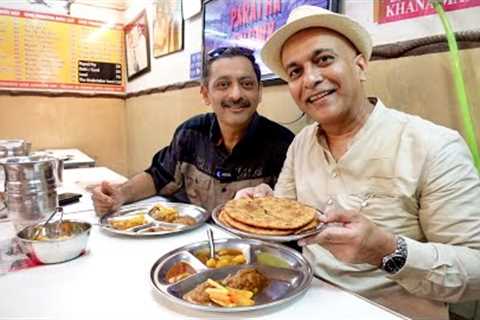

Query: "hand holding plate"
(298, 209), (396, 266)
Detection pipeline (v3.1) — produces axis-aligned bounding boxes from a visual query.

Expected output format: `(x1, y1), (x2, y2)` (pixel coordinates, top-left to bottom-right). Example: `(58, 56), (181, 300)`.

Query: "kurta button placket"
(327, 197), (334, 206)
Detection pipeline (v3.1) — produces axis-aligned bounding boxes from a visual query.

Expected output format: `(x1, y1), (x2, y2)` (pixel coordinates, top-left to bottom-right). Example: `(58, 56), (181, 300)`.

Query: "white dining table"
(41, 148), (96, 169)
(0, 167), (409, 320)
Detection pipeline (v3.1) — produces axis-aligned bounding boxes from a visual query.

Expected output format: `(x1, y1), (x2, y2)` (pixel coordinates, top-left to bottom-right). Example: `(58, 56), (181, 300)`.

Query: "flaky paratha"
(294, 217), (320, 234)
(218, 210), (293, 236)
(223, 197), (316, 230)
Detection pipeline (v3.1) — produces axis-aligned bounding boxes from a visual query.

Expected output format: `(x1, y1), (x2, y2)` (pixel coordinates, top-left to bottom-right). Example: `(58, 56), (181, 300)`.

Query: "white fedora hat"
(261, 5), (372, 81)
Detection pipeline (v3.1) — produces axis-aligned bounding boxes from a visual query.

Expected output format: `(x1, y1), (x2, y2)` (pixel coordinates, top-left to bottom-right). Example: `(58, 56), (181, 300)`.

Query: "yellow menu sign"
(0, 8), (124, 92)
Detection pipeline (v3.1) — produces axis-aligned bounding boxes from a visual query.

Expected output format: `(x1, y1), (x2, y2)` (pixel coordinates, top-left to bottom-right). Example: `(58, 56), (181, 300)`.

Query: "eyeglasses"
(207, 46), (255, 59)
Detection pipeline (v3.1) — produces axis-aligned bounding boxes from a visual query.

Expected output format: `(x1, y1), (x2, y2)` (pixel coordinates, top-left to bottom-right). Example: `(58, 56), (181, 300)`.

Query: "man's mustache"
(221, 99), (251, 109)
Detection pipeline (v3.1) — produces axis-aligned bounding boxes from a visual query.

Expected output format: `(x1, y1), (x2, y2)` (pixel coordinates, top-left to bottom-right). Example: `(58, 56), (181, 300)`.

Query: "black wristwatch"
(380, 236), (408, 274)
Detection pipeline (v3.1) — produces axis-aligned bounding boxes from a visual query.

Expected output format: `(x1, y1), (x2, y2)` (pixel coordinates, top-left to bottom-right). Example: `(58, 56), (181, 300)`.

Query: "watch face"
(384, 255), (406, 274)
(381, 236), (408, 274)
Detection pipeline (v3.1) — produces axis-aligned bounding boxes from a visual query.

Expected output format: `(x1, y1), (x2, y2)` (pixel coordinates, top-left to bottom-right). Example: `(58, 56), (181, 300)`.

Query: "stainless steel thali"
(150, 238), (313, 312)
(211, 205), (325, 242)
(100, 202), (209, 237)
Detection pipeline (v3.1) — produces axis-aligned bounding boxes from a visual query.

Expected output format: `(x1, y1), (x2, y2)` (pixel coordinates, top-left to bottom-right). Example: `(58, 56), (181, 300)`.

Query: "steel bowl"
(17, 220), (91, 264)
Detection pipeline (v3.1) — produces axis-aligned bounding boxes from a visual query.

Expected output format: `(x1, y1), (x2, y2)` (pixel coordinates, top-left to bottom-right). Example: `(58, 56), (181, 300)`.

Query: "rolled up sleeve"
(145, 127), (184, 195)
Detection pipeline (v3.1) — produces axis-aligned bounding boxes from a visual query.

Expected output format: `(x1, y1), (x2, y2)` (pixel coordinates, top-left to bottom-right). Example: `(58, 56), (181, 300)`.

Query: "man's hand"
(234, 183), (273, 199)
(91, 181), (125, 217)
(298, 209), (396, 266)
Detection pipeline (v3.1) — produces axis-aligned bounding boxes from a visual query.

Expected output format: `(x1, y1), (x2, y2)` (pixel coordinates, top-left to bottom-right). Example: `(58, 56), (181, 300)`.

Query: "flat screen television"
(202, 0), (339, 82)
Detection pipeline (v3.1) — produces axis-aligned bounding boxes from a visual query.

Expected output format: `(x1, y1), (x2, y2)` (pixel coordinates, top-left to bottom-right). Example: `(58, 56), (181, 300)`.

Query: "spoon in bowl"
(206, 228), (216, 260)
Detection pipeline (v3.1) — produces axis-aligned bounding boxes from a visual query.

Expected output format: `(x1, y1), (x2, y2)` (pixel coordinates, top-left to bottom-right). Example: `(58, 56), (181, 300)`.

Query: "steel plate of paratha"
(212, 197), (325, 242)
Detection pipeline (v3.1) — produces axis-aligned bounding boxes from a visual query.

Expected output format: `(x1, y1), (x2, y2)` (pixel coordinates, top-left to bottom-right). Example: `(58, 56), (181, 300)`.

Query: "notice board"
(0, 8), (125, 92)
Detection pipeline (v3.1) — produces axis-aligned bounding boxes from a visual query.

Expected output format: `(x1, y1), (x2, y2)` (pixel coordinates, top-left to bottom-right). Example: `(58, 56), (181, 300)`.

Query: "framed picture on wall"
(153, 0), (184, 57)
(203, 0), (339, 81)
(125, 10), (151, 81)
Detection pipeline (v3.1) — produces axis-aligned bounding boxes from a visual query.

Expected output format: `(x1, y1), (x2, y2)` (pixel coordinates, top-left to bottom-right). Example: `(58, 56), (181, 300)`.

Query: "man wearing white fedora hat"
(237, 5), (480, 320)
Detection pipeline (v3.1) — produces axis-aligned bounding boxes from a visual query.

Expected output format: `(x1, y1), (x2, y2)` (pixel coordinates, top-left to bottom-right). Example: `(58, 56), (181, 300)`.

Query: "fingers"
(92, 200), (112, 216)
(92, 187), (113, 204)
(234, 187), (256, 199)
(234, 184), (273, 199)
(101, 181), (117, 196)
(298, 224), (353, 246)
(255, 183), (273, 197)
(323, 209), (356, 224)
(93, 202), (111, 217)
(91, 184), (114, 216)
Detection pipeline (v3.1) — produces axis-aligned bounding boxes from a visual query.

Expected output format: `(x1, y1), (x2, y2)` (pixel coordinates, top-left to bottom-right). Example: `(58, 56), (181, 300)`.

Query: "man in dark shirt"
(92, 46), (294, 214)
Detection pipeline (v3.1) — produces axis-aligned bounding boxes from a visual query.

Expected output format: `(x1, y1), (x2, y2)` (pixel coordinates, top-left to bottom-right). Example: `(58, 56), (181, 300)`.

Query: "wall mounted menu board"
(0, 8), (125, 92)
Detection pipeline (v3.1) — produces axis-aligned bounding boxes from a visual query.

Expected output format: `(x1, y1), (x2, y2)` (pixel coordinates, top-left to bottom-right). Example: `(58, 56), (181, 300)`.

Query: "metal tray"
(99, 202), (209, 237)
(211, 205), (325, 242)
(150, 238), (313, 312)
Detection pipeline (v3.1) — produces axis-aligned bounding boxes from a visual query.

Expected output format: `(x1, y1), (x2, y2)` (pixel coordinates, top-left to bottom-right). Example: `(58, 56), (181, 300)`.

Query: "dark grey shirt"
(145, 112), (294, 212)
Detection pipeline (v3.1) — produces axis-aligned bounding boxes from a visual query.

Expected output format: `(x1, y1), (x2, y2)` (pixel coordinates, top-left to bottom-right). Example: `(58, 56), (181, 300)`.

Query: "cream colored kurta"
(274, 98), (480, 320)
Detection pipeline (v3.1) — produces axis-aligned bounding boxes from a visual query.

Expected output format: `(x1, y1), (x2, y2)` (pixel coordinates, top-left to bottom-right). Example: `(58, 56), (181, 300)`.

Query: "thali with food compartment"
(211, 202), (326, 243)
(99, 202), (209, 237)
(150, 238), (313, 312)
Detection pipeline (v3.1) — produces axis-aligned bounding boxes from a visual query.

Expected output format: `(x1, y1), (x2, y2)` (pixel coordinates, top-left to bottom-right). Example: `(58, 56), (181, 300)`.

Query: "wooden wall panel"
(0, 96), (128, 175)
(125, 48), (480, 176)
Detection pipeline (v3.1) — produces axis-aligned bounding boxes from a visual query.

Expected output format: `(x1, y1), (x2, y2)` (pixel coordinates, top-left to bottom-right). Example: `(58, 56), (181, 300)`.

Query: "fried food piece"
(223, 268), (268, 293)
(149, 204), (196, 226)
(183, 281), (213, 305)
(204, 279), (254, 307)
(110, 214), (146, 230)
(183, 279), (255, 307)
(172, 216), (196, 225)
(149, 204), (179, 222)
(183, 269), (267, 307)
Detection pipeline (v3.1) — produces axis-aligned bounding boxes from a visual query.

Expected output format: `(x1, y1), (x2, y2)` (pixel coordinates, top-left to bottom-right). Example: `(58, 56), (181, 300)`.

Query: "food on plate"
(219, 210), (292, 235)
(139, 225), (176, 233)
(223, 268), (268, 293)
(195, 248), (246, 268)
(204, 279), (255, 307)
(109, 213), (146, 230)
(183, 281), (212, 305)
(165, 261), (196, 283)
(183, 268), (267, 307)
(149, 204), (197, 225)
(172, 216), (196, 225)
(149, 204), (178, 222)
(255, 252), (290, 269)
(219, 197), (319, 236)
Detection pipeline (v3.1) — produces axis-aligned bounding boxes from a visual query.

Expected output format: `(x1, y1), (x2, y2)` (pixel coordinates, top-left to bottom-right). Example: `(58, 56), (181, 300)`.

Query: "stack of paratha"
(218, 197), (319, 236)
